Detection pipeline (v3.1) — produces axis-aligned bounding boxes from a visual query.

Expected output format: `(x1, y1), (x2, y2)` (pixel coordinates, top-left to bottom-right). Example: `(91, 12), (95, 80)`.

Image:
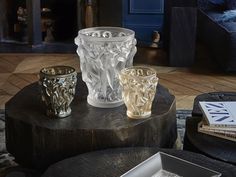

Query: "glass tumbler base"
(127, 111), (151, 119)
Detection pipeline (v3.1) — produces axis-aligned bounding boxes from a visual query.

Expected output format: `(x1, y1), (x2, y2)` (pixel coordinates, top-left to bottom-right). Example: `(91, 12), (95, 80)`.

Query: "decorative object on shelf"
(41, 8), (55, 42)
(85, 0), (93, 28)
(75, 27), (137, 108)
(14, 6), (28, 41)
(150, 31), (160, 48)
(119, 66), (158, 119)
(39, 66), (77, 118)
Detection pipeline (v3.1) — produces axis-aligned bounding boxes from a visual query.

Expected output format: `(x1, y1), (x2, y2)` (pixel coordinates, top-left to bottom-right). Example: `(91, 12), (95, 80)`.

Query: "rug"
(0, 109), (192, 175)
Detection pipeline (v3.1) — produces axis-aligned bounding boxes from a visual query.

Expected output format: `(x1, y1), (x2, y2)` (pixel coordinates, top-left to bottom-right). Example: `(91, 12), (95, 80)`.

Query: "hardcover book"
(200, 119), (236, 132)
(198, 121), (236, 142)
(199, 101), (236, 127)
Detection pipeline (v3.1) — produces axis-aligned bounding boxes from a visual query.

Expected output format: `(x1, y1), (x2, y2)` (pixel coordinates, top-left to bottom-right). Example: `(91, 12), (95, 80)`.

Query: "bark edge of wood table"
(184, 91), (236, 165)
(42, 147), (236, 177)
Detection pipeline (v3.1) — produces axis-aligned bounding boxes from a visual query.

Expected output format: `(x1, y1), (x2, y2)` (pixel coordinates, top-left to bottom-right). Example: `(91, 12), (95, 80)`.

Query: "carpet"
(0, 109), (192, 175)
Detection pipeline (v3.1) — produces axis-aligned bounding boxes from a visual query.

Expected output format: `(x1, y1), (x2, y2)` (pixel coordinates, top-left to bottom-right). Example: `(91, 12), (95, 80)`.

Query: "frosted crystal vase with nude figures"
(75, 27), (137, 108)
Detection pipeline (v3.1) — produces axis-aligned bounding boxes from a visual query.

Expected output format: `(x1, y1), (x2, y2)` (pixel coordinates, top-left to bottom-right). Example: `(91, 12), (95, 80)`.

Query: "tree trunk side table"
(5, 73), (177, 170)
(184, 92), (236, 165)
(42, 147), (236, 177)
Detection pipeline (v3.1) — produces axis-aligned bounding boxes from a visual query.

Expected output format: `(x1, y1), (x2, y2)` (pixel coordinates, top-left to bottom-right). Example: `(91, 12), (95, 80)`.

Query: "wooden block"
(6, 73), (177, 170)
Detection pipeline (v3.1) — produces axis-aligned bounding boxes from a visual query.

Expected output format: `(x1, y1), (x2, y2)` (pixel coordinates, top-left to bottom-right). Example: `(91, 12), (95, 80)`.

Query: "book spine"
(200, 127), (236, 136)
(198, 122), (236, 142)
(202, 124), (236, 131)
(198, 129), (236, 142)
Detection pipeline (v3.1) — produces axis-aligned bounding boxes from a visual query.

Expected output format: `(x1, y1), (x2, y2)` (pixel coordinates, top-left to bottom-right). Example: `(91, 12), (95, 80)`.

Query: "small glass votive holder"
(119, 66), (158, 119)
(39, 66), (77, 118)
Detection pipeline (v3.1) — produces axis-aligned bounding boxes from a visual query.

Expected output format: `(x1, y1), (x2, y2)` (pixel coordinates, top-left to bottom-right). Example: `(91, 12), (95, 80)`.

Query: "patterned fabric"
(225, 0), (236, 10)
(221, 10), (236, 22)
(176, 110), (192, 149)
(209, 0), (225, 4)
(0, 110), (18, 175)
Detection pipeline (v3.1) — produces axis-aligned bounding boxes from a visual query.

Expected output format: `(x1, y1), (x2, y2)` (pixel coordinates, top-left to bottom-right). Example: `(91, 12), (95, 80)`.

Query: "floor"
(0, 46), (236, 110)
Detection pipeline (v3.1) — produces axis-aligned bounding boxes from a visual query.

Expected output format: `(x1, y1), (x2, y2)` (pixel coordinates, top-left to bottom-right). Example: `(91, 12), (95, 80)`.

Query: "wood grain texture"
(0, 53), (236, 110)
(26, 0), (42, 45)
(0, 0), (6, 40)
(42, 147), (236, 177)
(169, 7), (197, 66)
(5, 74), (176, 169)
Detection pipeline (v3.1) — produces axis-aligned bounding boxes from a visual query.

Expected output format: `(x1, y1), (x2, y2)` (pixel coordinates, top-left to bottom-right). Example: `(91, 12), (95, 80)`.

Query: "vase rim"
(77, 26), (135, 42)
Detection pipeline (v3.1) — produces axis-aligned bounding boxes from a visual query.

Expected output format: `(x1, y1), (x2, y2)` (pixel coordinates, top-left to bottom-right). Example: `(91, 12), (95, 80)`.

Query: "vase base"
(87, 97), (124, 108)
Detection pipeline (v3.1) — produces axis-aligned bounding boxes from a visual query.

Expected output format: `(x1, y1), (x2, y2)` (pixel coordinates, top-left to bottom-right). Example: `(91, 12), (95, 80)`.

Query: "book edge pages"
(198, 121), (236, 142)
(201, 120), (236, 132)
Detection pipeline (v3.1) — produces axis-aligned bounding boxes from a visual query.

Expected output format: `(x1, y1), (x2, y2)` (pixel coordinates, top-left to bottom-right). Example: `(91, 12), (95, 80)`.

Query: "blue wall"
(122, 0), (164, 45)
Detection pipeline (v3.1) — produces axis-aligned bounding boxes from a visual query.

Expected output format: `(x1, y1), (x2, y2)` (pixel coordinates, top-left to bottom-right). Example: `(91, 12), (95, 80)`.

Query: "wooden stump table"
(42, 147), (236, 177)
(184, 92), (236, 165)
(5, 74), (177, 169)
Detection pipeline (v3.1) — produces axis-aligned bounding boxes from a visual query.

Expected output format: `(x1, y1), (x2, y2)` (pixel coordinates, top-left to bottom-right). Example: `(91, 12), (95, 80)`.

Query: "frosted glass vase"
(75, 27), (137, 108)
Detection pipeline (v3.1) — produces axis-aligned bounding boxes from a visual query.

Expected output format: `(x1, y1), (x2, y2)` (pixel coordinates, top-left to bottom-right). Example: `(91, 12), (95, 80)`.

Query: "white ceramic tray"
(121, 152), (221, 177)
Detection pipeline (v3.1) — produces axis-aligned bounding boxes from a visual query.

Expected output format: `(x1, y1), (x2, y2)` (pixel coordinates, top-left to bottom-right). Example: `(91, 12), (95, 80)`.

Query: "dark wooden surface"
(42, 147), (236, 177)
(0, 43), (77, 53)
(192, 92), (236, 116)
(0, 0), (6, 40)
(184, 91), (236, 165)
(98, 0), (122, 26)
(168, 0), (197, 7)
(169, 7), (197, 66)
(5, 73), (176, 170)
(184, 117), (236, 165)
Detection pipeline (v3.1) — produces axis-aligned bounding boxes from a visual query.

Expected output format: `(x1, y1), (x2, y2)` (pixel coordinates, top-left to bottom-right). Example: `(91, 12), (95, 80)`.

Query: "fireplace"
(0, 0), (174, 53)
(0, 0), (87, 52)
(41, 0), (78, 42)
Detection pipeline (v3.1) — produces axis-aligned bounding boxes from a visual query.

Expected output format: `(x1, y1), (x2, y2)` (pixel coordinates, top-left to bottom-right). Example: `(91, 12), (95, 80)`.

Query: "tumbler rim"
(40, 65), (76, 78)
(120, 66), (158, 80)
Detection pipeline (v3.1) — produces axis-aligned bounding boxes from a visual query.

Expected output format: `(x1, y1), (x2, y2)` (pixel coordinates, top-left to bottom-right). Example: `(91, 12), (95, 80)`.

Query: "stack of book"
(198, 101), (236, 142)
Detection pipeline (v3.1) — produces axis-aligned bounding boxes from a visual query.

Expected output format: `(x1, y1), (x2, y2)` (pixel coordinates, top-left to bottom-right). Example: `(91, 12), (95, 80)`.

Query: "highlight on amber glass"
(39, 66), (77, 118)
(119, 66), (158, 119)
(75, 27), (137, 108)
